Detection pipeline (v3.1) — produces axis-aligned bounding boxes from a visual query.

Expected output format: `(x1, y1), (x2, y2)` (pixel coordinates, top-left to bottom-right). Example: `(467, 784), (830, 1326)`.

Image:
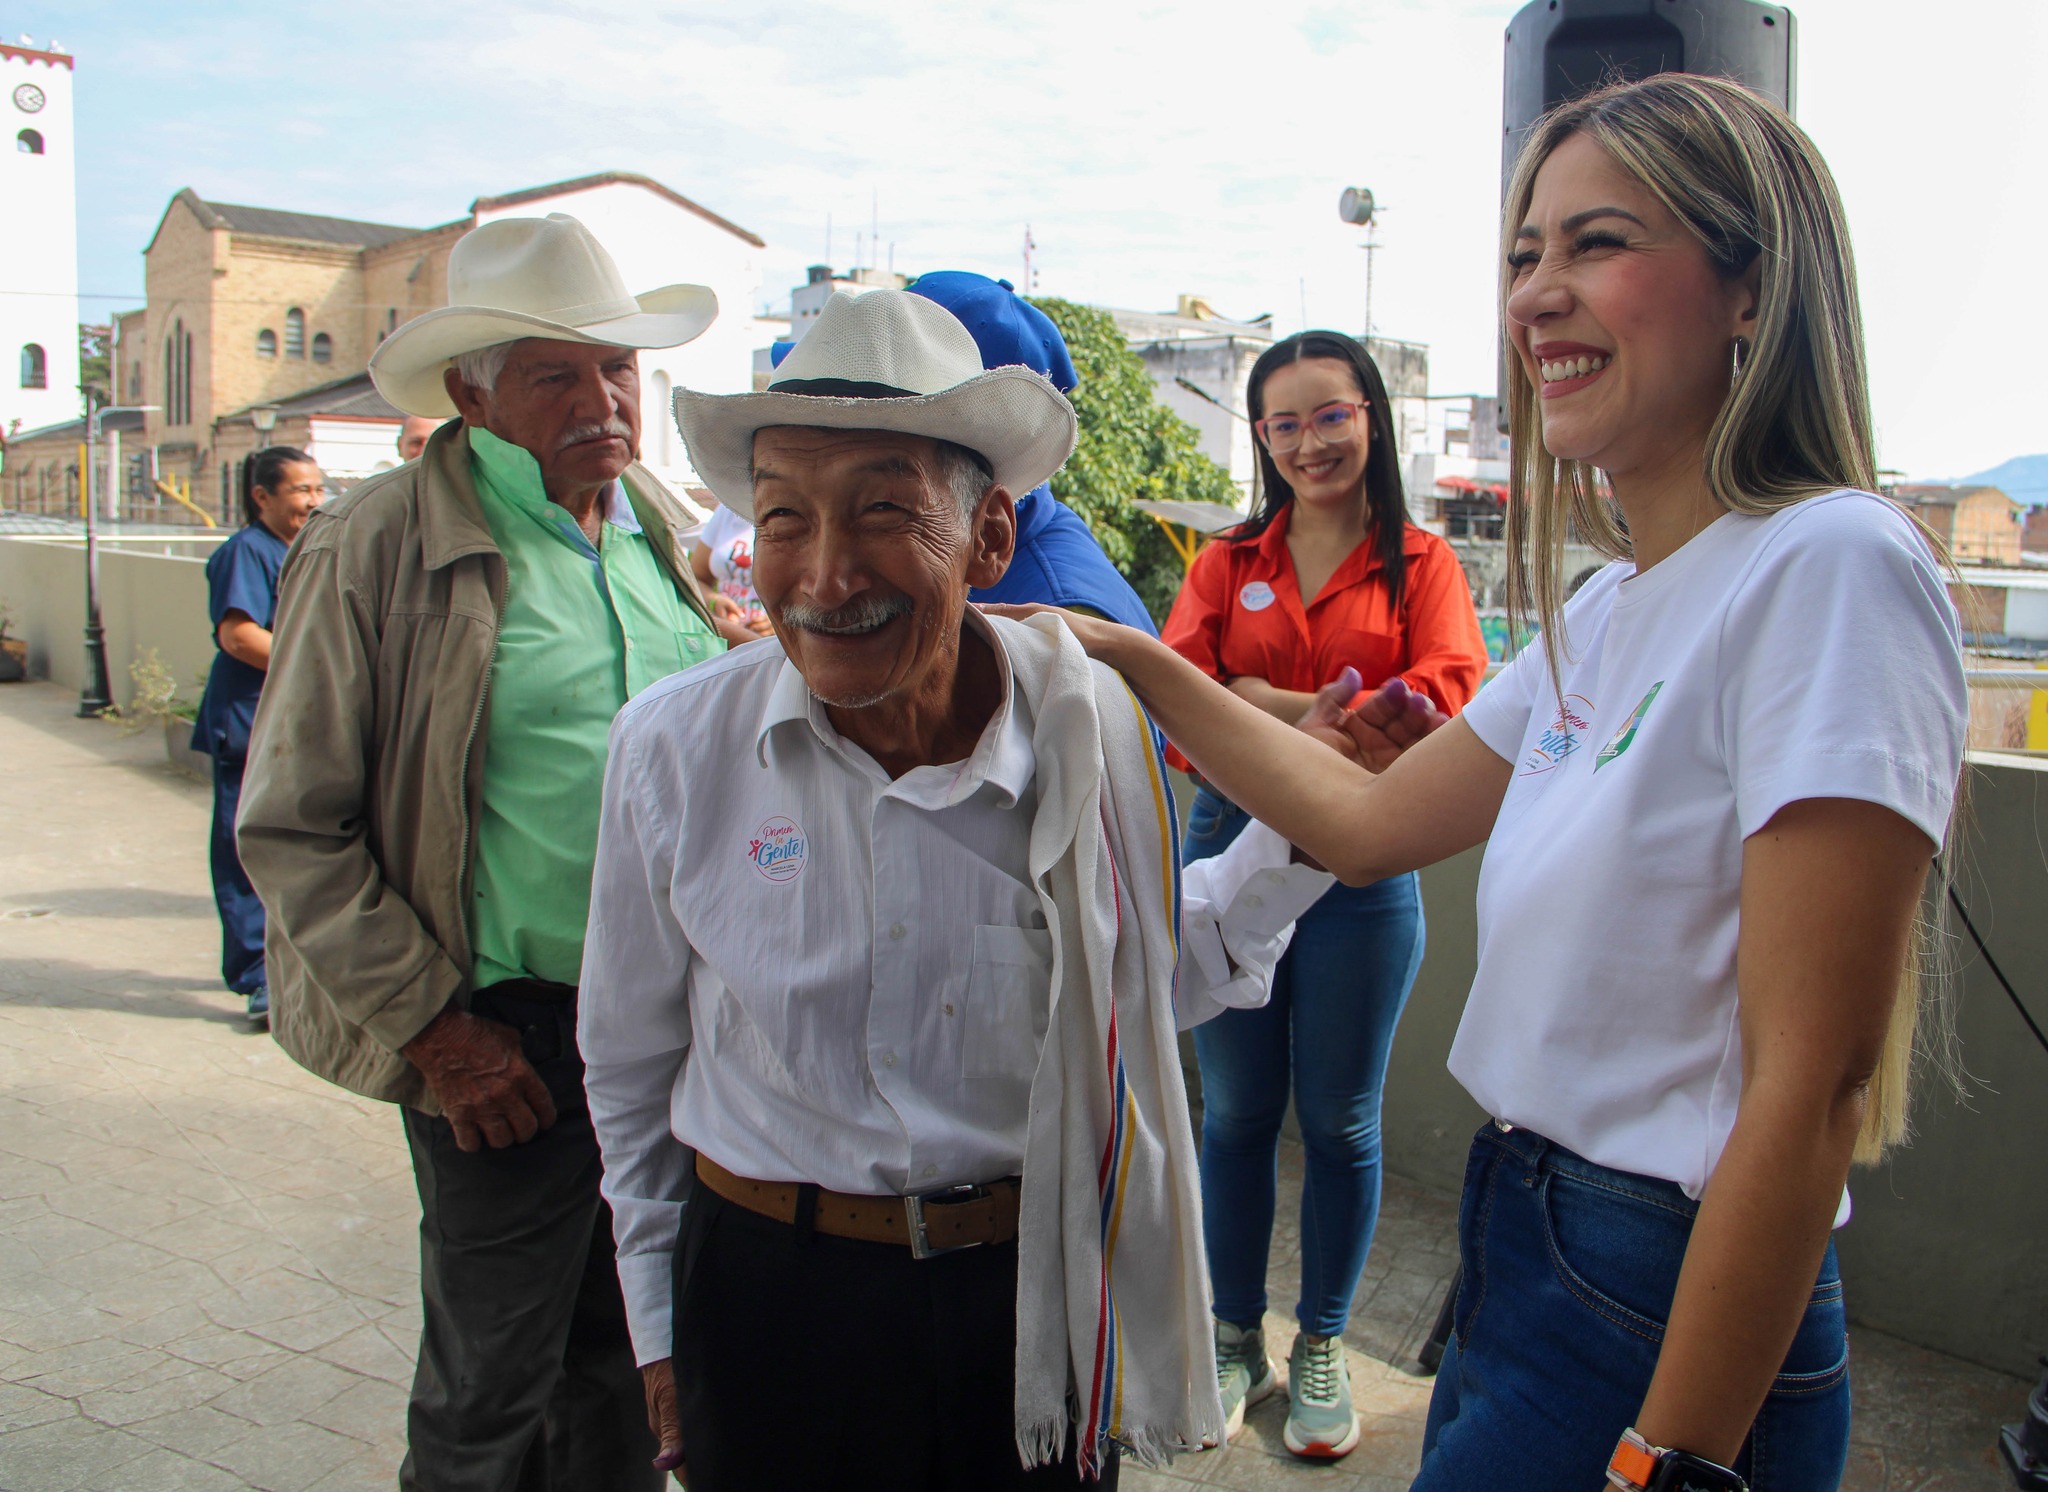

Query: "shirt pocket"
(1325, 625), (1404, 690)
(674, 628), (719, 668)
(962, 925), (1054, 1078)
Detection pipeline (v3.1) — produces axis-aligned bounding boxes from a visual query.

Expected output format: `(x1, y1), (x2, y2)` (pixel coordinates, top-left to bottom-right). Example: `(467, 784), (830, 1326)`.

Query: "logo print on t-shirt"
(1238, 580), (1276, 613)
(1520, 694), (1594, 776)
(748, 816), (808, 883)
(1595, 681), (1665, 770)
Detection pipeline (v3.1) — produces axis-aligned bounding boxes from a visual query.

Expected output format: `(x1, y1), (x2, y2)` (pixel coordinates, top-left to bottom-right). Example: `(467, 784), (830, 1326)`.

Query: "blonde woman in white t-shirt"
(989, 75), (1965, 1492)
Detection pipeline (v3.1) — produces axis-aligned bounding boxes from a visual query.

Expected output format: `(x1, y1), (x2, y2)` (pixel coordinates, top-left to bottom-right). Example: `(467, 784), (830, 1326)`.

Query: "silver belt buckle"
(904, 1184), (985, 1260)
(1493, 1117), (1516, 1133)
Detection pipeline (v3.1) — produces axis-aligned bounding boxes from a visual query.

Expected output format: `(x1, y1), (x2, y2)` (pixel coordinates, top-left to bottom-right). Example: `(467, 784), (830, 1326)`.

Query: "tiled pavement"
(0, 680), (2027, 1491)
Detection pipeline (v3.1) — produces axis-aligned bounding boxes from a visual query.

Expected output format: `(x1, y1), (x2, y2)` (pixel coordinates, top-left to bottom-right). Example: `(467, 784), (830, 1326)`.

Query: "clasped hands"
(1292, 665), (1448, 772)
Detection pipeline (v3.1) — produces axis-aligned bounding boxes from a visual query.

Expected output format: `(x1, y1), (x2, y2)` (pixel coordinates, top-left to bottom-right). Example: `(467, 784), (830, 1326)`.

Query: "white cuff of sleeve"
(1178, 820), (1334, 1029)
(615, 1248), (675, 1368)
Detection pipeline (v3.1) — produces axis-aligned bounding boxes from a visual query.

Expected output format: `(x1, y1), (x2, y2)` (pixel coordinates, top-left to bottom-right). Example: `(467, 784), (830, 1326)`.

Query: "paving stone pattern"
(0, 681), (2024, 1491)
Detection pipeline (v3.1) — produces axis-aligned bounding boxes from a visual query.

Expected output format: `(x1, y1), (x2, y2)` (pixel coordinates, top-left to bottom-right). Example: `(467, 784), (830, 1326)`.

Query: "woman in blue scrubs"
(192, 446), (325, 1025)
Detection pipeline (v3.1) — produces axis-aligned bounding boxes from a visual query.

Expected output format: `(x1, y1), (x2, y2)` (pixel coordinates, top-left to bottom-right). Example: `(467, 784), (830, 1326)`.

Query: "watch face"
(1653, 1451), (1748, 1492)
(13, 83), (46, 114)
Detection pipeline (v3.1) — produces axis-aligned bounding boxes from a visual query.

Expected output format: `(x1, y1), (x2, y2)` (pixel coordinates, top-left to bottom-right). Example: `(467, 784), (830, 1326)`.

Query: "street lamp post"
(77, 405), (156, 718)
(245, 406), (280, 524)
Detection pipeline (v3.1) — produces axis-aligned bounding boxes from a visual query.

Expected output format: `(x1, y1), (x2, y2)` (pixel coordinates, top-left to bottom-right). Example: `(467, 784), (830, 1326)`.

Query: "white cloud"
(63, 0), (2048, 477)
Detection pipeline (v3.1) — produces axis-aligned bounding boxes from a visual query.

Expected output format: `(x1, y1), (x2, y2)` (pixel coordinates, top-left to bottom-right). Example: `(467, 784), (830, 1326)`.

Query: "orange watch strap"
(1610, 1434), (1662, 1489)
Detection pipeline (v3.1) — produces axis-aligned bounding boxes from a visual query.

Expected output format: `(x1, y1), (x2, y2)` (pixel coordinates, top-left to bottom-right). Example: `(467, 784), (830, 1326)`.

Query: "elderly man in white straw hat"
(578, 287), (1340, 1488)
(237, 212), (725, 1492)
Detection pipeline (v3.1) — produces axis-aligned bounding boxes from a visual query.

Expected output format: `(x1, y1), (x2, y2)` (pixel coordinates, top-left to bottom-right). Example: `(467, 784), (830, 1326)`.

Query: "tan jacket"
(238, 422), (716, 1111)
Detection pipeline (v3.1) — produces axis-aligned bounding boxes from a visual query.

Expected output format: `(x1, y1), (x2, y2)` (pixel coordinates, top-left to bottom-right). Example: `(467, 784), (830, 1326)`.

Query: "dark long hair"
(1235, 331), (1409, 604)
(240, 446), (312, 528)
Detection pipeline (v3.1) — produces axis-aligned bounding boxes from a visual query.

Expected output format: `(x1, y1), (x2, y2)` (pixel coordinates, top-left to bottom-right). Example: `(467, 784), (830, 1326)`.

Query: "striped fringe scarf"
(996, 613), (1223, 1476)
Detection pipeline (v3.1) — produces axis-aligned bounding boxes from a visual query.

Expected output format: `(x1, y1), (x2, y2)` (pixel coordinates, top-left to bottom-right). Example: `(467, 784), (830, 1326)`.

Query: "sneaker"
(1212, 1317), (1277, 1444)
(245, 985), (270, 1027)
(1283, 1331), (1360, 1459)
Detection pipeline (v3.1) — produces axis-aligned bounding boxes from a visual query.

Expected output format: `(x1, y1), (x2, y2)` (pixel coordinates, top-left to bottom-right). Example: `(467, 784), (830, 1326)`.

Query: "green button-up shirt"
(467, 428), (723, 990)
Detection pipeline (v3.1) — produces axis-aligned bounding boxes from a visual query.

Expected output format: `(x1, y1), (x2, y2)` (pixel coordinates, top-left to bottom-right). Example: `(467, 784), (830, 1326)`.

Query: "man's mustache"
(779, 593), (913, 636)
(557, 420), (633, 450)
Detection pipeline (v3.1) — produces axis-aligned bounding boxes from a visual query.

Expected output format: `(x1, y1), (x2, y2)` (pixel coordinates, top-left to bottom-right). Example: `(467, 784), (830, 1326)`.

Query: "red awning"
(1436, 474), (1508, 502)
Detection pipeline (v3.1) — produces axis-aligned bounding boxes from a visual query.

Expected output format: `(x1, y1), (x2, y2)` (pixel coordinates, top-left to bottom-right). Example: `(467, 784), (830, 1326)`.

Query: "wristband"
(1607, 1427), (1748, 1492)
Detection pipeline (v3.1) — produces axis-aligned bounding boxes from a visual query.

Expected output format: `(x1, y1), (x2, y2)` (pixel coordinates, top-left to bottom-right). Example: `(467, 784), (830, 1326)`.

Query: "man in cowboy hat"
(237, 212), (724, 1492)
(579, 288), (1337, 1489)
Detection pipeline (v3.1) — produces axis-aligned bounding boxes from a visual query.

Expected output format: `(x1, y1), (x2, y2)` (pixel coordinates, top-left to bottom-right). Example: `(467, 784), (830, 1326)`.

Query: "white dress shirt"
(579, 619), (1333, 1363)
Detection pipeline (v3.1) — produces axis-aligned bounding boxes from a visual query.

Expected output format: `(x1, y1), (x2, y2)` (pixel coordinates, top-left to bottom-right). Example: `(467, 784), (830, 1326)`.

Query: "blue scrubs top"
(193, 522), (289, 761)
(969, 484), (1159, 635)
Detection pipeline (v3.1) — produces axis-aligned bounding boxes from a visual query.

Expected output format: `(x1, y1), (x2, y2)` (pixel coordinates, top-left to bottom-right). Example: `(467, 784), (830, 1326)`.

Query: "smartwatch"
(1608, 1427), (1749, 1492)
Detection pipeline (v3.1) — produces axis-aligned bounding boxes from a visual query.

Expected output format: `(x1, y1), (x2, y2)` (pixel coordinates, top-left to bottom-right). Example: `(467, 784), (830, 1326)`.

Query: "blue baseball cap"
(907, 271), (1077, 395)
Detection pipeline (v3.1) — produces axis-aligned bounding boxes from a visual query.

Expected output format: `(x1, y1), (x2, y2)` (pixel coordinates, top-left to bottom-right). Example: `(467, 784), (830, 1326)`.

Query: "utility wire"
(1940, 864), (2048, 1059)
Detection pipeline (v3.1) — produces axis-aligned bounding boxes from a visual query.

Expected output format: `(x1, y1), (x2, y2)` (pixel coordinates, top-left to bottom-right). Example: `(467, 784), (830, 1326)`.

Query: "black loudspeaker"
(1501, 0), (1797, 190)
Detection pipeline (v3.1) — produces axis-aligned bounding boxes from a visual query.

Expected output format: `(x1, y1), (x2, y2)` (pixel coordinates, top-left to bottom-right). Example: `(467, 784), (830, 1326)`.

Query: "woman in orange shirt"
(1163, 331), (1486, 1459)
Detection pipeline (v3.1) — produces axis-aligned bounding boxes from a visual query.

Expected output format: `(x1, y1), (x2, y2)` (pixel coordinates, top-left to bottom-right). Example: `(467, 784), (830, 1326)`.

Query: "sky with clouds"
(38, 0), (2048, 479)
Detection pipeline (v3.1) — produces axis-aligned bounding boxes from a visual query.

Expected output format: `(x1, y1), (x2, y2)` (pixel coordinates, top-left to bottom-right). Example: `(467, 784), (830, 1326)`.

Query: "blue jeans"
(209, 754), (267, 996)
(1184, 786), (1425, 1338)
(1418, 1123), (1851, 1492)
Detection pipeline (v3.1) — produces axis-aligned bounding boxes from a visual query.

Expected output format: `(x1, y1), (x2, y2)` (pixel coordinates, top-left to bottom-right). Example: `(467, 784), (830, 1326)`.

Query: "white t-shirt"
(1454, 491), (1966, 1211)
(699, 503), (766, 628)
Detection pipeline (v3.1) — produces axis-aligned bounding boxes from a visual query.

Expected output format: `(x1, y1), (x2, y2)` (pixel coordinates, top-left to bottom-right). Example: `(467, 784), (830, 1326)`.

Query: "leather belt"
(694, 1153), (1020, 1259)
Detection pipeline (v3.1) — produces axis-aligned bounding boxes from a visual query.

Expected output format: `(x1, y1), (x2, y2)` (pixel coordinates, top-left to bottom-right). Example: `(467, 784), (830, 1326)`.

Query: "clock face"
(13, 83), (45, 114)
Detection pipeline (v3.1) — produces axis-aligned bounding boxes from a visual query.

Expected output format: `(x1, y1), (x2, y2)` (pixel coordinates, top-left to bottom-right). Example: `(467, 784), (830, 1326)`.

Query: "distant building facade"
(1110, 297), (1275, 501)
(1893, 484), (2024, 566)
(0, 38), (79, 439)
(6, 172), (769, 524)
(2022, 504), (2048, 557)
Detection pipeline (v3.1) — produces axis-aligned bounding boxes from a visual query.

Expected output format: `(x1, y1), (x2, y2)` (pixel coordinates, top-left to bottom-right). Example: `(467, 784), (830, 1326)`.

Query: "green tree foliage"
(78, 324), (112, 412)
(1028, 297), (1241, 624)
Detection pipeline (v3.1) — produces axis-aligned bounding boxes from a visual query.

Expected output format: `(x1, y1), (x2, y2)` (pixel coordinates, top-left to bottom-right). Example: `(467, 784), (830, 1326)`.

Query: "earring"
(1730, 336), (1749, 381)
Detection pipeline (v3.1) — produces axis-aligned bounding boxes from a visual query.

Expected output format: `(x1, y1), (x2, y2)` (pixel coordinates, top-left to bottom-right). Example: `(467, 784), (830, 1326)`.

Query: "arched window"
(16, 129), (42, 154)
(163, 320), (192, 425)
(19, 343), (46, 389)
(256, 328), (278, 359)
(284, 308), (305, 359)
(650, 371), (674, 465)
(311, 331), (332, 364)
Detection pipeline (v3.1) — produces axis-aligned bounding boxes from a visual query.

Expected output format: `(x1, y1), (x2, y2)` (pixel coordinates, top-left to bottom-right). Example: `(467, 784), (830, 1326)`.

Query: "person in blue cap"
(906, 271), (1159, 635)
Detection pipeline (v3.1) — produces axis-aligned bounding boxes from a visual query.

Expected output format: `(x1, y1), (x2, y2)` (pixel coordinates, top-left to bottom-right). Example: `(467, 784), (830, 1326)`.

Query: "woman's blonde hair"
(1500, 73), (1951, 1163)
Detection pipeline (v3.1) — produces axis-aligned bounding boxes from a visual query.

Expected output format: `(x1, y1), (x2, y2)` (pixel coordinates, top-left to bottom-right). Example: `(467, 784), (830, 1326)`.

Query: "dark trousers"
(671, 1184), (1118, 1492)
(208, 754), (267, 996)
(399, 982), (660, 1492)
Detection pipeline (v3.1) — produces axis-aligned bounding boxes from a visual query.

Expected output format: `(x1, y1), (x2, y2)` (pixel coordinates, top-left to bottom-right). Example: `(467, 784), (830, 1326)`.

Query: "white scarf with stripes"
(996, 612), (1223, 1475)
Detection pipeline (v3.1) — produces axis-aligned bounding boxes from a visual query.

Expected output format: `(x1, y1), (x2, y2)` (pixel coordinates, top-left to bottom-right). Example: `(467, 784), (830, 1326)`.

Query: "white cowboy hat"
(368, 213), (718, 418)
(674, 288), (1077, 520)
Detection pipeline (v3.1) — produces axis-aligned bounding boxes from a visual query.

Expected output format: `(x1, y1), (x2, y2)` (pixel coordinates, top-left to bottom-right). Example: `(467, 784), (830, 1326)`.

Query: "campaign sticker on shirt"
(748, 816), (808, 883)
(1238, 580), (1277, 613)
(1595, 681), (1664, 770)
(1520, 693), (1595, 776)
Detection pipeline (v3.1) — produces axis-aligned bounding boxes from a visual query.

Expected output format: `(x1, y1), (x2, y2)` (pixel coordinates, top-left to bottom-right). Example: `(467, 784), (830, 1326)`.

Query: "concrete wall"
(1378, 755), (2048, 1379)
(0, 535), (218, 709)
(1833, 753), (2048, 1378)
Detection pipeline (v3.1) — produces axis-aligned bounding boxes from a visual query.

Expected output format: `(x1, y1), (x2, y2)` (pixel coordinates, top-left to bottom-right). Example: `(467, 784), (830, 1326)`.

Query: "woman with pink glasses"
(1159, 330), (1487, 1459)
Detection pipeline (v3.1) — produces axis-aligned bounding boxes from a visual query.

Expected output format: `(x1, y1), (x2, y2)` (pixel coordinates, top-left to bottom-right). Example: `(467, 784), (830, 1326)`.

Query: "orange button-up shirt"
(1160, 509), (1487, 771)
